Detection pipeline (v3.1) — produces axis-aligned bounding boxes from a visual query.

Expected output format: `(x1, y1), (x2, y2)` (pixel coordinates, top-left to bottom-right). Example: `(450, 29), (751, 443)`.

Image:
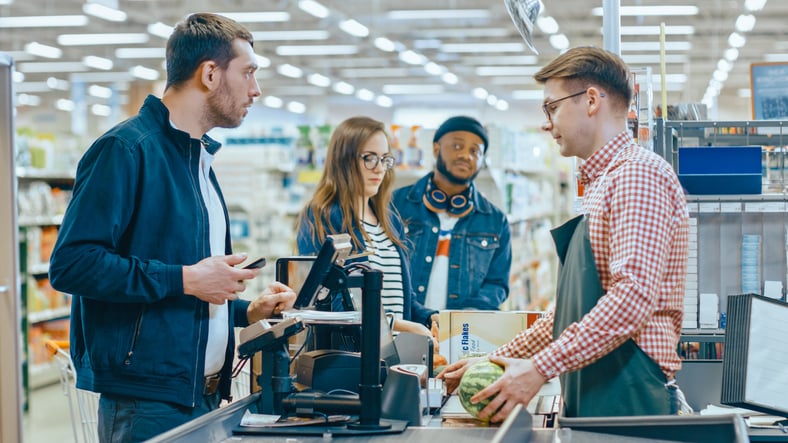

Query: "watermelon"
(457, 359), (504, 419)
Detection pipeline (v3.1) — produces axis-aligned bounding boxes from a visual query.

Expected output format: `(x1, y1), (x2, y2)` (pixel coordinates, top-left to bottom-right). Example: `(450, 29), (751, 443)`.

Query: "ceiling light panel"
(115, 48), (166, 59)
(252, 30), (329, 41)
(58, 33), (150, 46)
(276, 45), (358, 56)
(0, 15), (88, 27)
(18, 62), (87, 73)
(591, 6), (699, 16)
(82, 3), (127, 22)
(298, 0), (330, 19)
(442, 43), (525, 53)
(218, 12), (290, 22)
(387, 9), (490, 20)
(339, 19), (369, 37)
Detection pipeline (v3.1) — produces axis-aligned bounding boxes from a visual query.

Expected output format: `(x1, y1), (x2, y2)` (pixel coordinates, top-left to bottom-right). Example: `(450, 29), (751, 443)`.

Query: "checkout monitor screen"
(276, 256), (400, 368)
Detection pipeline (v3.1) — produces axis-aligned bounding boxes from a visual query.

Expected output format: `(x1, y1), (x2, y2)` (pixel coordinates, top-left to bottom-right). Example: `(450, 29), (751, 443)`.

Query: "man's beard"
(435, 151), (480, 186)
(206, 80), (244, 129)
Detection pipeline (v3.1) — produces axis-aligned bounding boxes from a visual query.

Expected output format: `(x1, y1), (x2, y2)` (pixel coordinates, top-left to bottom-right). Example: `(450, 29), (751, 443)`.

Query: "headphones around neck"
(423, 177), (474, 218)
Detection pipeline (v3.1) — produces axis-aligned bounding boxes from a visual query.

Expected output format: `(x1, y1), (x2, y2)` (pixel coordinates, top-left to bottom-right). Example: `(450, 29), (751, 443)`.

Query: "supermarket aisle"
(24, 382), (76, 443)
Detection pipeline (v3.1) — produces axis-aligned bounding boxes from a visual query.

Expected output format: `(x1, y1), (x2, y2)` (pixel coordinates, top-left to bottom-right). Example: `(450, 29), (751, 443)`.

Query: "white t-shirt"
(424, 213), (459, 311)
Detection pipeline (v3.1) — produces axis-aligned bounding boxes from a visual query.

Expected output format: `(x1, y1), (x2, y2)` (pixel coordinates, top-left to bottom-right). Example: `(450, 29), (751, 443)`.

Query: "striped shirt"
(493, 131), (689, 381)
(363, 221), (406, 320)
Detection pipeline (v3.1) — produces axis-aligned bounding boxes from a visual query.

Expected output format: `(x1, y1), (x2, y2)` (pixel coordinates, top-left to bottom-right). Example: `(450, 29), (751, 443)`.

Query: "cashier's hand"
(436, 356), (484, 394)
(183, 254), (259, 305)
(392, 319), (432, 339)
(247, 282), (296, 324)
(472, 355), (547, 423)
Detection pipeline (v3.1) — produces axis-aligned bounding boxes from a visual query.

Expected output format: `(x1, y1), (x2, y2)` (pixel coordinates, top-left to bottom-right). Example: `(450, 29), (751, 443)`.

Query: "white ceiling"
(2, 0), (787, 122)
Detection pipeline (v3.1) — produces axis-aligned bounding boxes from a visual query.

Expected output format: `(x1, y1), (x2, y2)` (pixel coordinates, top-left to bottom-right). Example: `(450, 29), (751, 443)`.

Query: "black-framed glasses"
(359, 153), (396, 170)
(542, 90), (588, 121)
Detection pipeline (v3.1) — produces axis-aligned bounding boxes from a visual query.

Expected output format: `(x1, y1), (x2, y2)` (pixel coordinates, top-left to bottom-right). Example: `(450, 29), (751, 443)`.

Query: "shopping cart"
(44, 340), (99, 443)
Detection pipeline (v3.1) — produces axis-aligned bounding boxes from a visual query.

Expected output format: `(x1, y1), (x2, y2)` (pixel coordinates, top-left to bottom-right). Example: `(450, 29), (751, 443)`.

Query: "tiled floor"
(24, 381), (79, 443)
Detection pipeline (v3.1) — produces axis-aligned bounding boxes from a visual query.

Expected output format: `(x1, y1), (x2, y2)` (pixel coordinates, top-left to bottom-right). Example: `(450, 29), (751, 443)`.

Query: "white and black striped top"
(362, 221), (405, 320)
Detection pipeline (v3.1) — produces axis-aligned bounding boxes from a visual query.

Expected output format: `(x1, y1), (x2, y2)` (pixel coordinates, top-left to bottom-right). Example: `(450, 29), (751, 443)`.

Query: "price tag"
(719, 202), (741, 213)
(744, 202), (767, 212)
(698, 202), (720, 213)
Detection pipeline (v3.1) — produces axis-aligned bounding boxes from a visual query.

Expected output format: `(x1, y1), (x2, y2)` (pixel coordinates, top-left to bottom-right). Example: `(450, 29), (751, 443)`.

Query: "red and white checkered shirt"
(493, 131), (689, 380)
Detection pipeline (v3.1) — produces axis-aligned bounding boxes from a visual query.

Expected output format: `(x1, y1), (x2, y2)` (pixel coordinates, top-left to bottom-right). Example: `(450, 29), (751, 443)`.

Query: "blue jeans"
(97, 392), (221, 443)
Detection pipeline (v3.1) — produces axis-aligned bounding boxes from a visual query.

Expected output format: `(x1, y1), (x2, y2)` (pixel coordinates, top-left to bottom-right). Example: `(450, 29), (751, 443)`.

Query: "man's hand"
(392, 318), (432, 338)
(471, 355), (547, 423)
(182, 254), (259, 304)
(436, 356), (484, 394)
(247, 282), (296, 323)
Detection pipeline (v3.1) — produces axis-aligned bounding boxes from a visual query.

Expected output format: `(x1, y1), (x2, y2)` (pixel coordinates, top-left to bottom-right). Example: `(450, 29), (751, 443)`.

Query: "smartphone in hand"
(242, 257), (266, 269)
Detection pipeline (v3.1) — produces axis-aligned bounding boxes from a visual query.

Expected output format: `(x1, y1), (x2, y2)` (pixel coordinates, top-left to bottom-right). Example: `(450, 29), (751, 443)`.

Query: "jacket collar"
(140, 94), (222, 155)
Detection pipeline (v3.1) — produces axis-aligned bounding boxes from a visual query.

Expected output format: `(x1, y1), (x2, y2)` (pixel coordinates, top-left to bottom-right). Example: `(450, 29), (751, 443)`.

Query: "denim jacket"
(392, 174), (512, 310)
(49, 95), (249, 408)
(296, 203), (436, 326)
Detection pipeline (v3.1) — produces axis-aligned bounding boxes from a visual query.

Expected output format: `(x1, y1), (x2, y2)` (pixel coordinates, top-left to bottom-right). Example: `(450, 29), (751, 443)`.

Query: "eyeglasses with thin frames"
(542, 90), (588, 122)
(359, 153), (396, 171)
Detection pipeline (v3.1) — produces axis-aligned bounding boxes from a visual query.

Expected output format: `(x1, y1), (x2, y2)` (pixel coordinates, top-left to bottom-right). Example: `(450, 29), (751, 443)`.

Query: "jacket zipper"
(124, 307), (145, 365)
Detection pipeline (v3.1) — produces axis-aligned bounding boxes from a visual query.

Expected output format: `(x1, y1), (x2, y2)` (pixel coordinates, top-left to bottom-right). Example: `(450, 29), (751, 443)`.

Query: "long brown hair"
(297, 116), (404, 252)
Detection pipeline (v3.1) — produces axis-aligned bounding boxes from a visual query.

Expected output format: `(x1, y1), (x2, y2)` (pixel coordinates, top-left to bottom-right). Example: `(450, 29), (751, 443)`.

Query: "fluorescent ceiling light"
(486, 95), (498, 106)
(13, 71), (24, 82)
(70, 72), (132, 82)
(264, 96), (283, 108)
(398, 50), (426, 65)
(724, 48), (740, 62)
(0, 0), (14, 5)
(764, 53), (788, 62)
(374, 37), (398, 52)
(298, 0), (329, 19)
(148, 22), (173, 39)
(287, 101), (306, 114)
(441, 72), (458, 85)
(267, 86), (325, 96)
(490, 77), (538, 85)
(414, 28), (509, 38)
(442, 43), (525, 53)
(83, 3), (127, 22)
(218, 12), (289, 22)
(307, 73), (331, 87)
(24, 42), (62, 59)
(549, 34), (570, 50)
(0, 15), (88, 27)
(91, 104), (112, 116)
(462, 55), (539, 65)
(332, 81), (355, 95)
(472, 88), (488, 99)
(83, 56), (113, 70)
(116, 47), (166, 59)
(130, 65), (159, 80)
(5, 51), (34, 61)
(339, 68), (410, 78)
(46, 77), (69, 90)
(56, 99), (75, 112)
(728, 32), (746, 48)
(713, 70), (729, 82)
(536, 16), (559, 34)
(495, 100), (509, 111)
(276, 45), (358, 56)
(252, 30), (329, 41)
(717, 59), (733, 73)
(375, 95), (393, 107)
(424, 62), (444, 76)
(88, 84), (113, 98)
(745, 0), (767, 11)
(355, 88), (375, 101)
(413, 39), (442, 50)
(512, 90), (543, 100)
(19, 62), (86, 73)
(59, 33), (149, 46)
(277, 64), (303, 78)
(15, 82), (50, 93)
(17, 94), (41, 106)
(255, 55), (271, 68)
(619, 41), (691, 51)
(738, 89), (752, 98)
(382, 84), (444, 94)
(622, 54), (689, 64)
(735, 14), (756, 33)
(475, 66), (543, 76)
(619, 26), (694, 36)
(387, 9), (490, 20)
(339, 19), (369, 38)
(592, 6), (699, 16)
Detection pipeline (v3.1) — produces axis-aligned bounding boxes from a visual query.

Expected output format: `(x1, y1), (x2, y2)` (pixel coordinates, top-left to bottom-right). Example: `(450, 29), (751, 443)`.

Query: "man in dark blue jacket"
(48, 13), (295, 442)
(392, 116), (512, 313)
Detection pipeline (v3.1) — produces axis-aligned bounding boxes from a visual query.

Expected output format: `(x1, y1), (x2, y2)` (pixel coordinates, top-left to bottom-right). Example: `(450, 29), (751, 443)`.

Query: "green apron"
(550, 214), (671, 417)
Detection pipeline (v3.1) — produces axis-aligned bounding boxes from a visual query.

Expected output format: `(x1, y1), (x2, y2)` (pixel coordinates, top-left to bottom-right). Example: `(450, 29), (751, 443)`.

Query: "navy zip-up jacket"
(49, 95), (250, 408)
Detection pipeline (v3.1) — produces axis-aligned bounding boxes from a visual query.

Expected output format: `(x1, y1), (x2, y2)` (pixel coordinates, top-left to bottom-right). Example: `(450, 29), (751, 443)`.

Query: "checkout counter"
(148, 237), (780, 442)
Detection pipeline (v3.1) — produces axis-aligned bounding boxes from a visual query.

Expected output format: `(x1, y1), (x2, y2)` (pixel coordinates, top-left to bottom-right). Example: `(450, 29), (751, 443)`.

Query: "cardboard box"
(437, 310), (545, 364)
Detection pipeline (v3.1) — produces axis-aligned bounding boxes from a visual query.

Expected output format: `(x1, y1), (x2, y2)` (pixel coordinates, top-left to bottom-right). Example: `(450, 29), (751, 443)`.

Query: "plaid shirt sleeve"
(491, 310), (555, 359)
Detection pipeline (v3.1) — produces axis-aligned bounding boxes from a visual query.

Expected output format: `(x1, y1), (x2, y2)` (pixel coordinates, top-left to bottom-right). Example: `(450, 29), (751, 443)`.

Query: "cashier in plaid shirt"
(439, 46), (691, 421)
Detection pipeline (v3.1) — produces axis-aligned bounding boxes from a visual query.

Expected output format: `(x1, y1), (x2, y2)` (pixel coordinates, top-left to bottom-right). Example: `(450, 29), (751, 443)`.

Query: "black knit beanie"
(433, 116), (489, 153)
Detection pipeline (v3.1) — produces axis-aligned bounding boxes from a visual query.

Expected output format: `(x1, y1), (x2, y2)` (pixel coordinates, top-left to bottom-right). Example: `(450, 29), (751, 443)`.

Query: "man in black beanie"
(392, 116), (512, 320)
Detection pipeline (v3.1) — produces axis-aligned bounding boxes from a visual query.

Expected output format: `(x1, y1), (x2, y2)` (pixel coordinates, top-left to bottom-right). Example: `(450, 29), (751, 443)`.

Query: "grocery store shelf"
(29, 361), (60, 389)
(28, 306), (71, 324)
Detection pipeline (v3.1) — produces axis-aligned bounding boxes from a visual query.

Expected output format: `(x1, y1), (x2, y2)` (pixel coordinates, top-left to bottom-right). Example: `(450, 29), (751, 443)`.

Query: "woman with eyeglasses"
(295, 116), (436, 338)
